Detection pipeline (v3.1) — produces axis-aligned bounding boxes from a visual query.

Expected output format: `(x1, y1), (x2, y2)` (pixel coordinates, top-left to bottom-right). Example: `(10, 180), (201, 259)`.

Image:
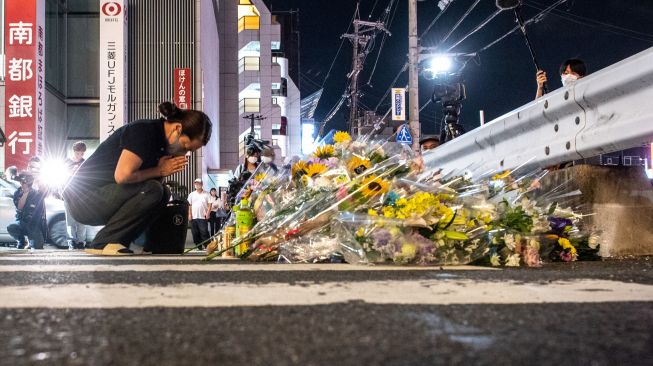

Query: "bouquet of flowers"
(203, 131), (601, 267)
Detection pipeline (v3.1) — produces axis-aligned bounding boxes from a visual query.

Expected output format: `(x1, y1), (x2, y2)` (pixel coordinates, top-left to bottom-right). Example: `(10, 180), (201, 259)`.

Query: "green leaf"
(443, 231), (469, 240)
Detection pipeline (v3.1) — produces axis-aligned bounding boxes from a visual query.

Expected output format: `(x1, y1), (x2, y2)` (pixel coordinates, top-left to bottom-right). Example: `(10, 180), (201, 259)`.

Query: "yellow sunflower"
(360, 175), (390, 197)
(333, 131), (352, 144)
(292, 161), (308, 176)
(347, 156), (372, 175)
(254, 173), (267, 182)
(313, 145), (335, 159)
(306, 163), (328, 177)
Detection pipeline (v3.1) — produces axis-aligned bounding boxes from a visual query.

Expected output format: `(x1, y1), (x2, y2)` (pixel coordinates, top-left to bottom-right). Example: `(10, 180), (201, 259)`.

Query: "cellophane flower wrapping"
(205, 131), (601, 267)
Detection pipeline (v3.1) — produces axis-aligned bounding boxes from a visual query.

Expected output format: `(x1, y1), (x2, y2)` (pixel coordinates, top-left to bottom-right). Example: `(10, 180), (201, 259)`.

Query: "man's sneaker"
(85, 243), (134, 256)
(15, 240), (26, 250)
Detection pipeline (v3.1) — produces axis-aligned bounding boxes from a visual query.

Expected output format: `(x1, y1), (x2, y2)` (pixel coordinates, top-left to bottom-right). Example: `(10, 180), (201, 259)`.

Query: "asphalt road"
(0, 249), (651, 366)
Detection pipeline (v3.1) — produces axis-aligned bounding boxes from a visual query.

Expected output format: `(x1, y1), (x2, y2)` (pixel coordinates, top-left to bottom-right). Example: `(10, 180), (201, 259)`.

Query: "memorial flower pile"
(204, 131), (600, 266)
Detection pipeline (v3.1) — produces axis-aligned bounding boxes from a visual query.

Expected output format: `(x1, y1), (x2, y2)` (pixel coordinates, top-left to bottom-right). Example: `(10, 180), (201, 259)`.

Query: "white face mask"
(561, 74), (579, 87)
(247, 156), (258, 164)
(261, 156), (273, 164)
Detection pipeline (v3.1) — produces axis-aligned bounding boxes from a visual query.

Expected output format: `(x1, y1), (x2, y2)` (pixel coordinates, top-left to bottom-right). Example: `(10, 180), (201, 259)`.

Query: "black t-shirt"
(72, 119), (168, 188)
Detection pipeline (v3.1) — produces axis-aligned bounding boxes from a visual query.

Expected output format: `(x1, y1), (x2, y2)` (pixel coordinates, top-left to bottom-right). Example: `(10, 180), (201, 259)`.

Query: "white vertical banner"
(99, 0), (127, 141)
(391, 88), (406, 121)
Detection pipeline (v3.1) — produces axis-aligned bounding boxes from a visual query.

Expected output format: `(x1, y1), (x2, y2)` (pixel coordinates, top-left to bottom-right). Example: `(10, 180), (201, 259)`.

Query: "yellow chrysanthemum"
(313, 145), (335, 159)
(306, 163), (328, 177)
(558, 237), (577, 254)
(292, 161), (308, 176)
(492, 170), (512, 180)
(347, 156), (372, 175)
(254, 173), (267, 182)
(333, 131), (352, 144)
(360, 175), (390, 197)
(368, 209), (378, 216)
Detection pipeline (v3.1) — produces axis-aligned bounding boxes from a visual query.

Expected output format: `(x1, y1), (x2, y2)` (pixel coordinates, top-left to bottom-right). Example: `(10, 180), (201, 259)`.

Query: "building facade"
(1, 0), (301, 192)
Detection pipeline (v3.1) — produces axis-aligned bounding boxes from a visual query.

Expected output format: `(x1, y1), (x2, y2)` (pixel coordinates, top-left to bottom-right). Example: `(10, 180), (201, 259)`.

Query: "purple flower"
(325, 157), (340, 169)
(548, 217), (573, 234)
(372, 229), (392, 248)
(307, 157), (322, 165)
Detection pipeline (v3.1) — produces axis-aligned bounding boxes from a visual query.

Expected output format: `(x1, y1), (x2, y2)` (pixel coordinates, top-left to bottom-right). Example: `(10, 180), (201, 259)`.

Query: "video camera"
(431, 74), (467, 143)
(5, 166), (34, 185)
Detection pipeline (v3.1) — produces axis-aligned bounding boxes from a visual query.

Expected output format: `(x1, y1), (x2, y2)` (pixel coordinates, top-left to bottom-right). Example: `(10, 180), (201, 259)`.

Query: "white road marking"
(0, 280), (651, 308)
(0, 264), (494, 272)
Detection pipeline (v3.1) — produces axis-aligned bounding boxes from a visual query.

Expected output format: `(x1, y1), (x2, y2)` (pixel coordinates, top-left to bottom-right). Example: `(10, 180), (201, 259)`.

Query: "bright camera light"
(40, 159), (71, 189)
(429, 56), (452, 73)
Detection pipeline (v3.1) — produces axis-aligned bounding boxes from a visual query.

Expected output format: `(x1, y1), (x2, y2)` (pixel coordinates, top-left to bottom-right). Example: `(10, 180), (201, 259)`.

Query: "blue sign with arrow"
(396, 124), (413, 145)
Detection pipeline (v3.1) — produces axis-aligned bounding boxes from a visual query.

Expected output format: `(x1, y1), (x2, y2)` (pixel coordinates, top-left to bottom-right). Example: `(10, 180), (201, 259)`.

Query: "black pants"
(209, 211), (223, 236)
(190, 219), (209, 247)
(63, 180), (169, 249)
(7, 220), (44, 249)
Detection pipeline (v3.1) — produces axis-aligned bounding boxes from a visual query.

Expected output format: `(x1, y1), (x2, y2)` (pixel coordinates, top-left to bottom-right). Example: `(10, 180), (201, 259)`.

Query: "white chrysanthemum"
(505, 254), (521, 267)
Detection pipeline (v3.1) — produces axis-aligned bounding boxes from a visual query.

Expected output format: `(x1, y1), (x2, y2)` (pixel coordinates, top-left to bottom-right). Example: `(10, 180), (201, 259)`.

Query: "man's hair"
(72, 141), (87, 152)
(559, 59), (587, 77)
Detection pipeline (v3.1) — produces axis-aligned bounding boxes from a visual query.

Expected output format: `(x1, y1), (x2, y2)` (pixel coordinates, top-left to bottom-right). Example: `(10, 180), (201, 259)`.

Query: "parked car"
(0, 176), (98, 247)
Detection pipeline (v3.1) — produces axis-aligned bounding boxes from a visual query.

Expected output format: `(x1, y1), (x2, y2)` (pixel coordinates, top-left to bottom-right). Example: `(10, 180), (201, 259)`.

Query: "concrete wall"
(218, 0), (240, 170)
(44, 90), (67, 159)
(286, 76), (301, 159)
(200, 0), (221, 181)
(542, 165), (653, 257)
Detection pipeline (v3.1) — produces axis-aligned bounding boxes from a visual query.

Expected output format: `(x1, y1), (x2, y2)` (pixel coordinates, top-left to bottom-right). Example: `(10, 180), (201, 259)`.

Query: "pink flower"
(336, 186), (348, 201)
(523, 246), (541, 267)
(559, 251), (573, 262)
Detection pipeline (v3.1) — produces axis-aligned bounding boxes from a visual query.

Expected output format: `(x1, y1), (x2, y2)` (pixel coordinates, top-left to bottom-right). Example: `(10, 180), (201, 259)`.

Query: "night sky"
(264, 0), (653, 135)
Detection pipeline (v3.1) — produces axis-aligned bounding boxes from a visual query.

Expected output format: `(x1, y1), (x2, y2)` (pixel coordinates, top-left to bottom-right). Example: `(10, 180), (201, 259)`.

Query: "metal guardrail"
(423, 46), (653, 176)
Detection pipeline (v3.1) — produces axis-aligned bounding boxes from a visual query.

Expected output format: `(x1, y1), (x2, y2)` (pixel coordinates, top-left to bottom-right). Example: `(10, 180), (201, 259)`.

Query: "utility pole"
(408, 0), (420, 153)
(243, 113), (266, 137)
(342, 4), (390, 137)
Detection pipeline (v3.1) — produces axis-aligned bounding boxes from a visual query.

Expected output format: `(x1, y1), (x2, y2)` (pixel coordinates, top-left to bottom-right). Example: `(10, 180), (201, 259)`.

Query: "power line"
(321, 7), (358, 88)
(446, 8), (503, 51)
(438, 0), (483, 47)
(366, 0), (399, 86)
(474, 0), (567, 54)
(525, 1), (653, 43)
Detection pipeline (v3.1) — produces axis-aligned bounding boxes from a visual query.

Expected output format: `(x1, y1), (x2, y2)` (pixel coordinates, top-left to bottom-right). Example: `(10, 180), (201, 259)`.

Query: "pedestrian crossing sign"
(396, 124), (413, 144)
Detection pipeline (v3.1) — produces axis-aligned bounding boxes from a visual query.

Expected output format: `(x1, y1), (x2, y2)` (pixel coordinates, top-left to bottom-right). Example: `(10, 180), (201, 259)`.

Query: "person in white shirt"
(187, 178), (210, 248)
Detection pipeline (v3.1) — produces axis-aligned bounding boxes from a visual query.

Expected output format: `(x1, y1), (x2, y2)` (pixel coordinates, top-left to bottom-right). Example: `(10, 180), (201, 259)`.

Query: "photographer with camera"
(535, 59), (587, 99)
(7, 171), (47, 249)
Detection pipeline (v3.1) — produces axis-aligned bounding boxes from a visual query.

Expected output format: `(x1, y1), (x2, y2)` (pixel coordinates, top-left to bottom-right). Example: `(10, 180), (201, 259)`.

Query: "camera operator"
(419, 135), (441, 152)
(7, 172), (47, 249)
(535, 59), (587, 99)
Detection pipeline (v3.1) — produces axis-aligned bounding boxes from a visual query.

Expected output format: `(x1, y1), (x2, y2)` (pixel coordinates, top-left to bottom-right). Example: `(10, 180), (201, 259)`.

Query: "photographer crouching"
(7, 171), (47, 250)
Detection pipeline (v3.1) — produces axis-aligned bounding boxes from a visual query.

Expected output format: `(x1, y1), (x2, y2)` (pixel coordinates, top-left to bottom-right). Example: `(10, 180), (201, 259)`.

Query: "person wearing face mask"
(63, 101), (212, 255)
(233, 146), (260, 181)
(260, 147), (278, 173)
(535, 59), (587, 99)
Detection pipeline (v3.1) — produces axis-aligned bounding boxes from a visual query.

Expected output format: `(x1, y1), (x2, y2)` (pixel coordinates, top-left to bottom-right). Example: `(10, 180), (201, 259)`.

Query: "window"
(238, 16), (260, 32)
(272, 97), (278, 105)
(271, 41), (281, 51)
(67, 14), (100, 97)
(239, 98), (260, 113)
(272, 124), (281, 135)
(239, 56), (260, 73)
(272, 138), (279, 146)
